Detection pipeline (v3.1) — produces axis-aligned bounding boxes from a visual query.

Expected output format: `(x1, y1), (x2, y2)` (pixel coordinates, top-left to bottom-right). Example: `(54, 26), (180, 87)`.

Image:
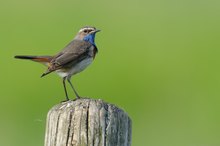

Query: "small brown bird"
(15, 26), (100, 100)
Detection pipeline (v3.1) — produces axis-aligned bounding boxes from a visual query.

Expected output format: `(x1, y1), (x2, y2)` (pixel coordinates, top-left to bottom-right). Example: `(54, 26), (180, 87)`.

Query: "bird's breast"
(71, 57), (93, 74)
(56, 57), (93, 78)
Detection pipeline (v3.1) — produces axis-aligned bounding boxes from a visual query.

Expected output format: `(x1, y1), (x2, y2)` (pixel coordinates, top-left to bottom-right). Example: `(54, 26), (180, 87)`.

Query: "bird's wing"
(41, 40), (92, 77)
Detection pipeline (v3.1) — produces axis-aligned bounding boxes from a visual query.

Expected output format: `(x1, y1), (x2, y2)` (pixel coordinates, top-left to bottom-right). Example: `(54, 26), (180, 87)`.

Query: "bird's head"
(74, 26), (100, 45)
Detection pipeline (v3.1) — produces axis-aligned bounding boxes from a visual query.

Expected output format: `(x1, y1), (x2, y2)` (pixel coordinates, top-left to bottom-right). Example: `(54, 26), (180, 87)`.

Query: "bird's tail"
(15, 55), (54, 78)
(14, 55), (52, 64)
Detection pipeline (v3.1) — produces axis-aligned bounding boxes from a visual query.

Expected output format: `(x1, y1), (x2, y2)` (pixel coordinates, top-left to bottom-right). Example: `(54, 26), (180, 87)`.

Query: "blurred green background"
(0, 0), (220, 145)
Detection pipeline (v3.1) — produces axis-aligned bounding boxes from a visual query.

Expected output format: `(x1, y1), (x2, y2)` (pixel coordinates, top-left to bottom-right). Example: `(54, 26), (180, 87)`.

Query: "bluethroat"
(15, 26), (100, 100)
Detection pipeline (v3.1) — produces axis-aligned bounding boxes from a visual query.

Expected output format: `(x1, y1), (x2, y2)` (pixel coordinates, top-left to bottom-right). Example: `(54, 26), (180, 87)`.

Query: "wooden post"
(44, 98), (132, 146)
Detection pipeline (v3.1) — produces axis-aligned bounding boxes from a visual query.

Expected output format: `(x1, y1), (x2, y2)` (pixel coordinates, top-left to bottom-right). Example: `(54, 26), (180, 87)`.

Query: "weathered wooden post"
(44, 98), (132, 146)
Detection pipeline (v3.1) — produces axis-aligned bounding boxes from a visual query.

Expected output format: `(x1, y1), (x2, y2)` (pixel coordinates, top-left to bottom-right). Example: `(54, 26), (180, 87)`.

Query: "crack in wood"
(66, 110), (73, 146)
(104, 104), (109, 146)
(86, 100), (90, 146)
(54, 114), (61, 146)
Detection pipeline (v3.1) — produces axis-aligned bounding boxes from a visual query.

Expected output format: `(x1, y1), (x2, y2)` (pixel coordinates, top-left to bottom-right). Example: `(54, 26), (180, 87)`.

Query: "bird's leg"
(63, 77), (69, 101)
(67, 78), (81, 99)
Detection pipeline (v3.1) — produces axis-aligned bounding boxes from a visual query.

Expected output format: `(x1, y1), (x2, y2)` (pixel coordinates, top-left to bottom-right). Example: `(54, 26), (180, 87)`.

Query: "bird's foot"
(60, 97), (70, 103)
(76, 95), (81, 100)
(60, 100), (69, 103)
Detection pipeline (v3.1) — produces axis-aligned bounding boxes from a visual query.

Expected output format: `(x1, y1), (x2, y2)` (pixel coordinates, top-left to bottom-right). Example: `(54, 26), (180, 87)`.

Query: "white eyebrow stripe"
(79, 28), (95, 32)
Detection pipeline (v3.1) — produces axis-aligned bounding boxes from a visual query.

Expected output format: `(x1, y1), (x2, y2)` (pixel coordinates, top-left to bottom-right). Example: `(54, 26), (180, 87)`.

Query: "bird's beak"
(94, 29), (101, 33)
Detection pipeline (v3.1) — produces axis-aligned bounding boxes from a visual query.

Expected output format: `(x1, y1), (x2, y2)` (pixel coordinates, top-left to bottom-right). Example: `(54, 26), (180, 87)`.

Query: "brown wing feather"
(41, 40), (92, 77)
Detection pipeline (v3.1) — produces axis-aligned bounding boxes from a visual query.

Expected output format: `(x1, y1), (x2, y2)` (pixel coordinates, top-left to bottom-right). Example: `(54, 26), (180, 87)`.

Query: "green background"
(0, 0), (220, 145)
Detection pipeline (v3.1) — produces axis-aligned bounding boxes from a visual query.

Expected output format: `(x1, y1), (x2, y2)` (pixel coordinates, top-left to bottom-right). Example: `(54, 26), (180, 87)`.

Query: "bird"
(15, 26), (100, 100)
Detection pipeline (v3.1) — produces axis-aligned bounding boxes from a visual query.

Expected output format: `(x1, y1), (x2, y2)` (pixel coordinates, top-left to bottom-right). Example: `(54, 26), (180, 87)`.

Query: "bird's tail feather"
(15, 55), (54, 77)
(41, 71), (52, 78)
(14, 55), (52, 63)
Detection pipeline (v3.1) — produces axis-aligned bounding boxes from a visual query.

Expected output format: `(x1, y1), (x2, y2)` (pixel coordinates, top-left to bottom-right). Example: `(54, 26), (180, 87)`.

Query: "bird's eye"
(84, 30), (88, 33)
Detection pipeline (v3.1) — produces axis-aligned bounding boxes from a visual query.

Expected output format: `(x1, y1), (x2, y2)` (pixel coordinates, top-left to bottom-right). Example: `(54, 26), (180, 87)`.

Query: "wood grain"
(44, 98), (132, 146)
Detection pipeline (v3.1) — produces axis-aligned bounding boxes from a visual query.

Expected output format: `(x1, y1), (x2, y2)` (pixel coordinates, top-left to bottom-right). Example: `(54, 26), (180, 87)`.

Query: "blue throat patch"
(83, 33), (96, 46)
